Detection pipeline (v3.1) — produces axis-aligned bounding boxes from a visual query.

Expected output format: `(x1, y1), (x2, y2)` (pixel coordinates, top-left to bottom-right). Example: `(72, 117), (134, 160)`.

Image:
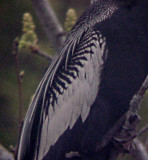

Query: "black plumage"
(17, 0), (148, 160)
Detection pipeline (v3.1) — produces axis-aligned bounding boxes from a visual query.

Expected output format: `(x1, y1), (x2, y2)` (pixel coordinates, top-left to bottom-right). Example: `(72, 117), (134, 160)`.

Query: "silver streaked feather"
(37, 29), (107, 159)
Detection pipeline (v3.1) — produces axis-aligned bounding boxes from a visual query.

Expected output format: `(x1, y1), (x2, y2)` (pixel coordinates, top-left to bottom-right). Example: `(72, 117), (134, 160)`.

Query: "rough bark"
(112, 75), (148, 160)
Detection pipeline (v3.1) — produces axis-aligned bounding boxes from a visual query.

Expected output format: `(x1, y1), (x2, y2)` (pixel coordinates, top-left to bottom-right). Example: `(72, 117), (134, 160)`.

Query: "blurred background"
(0, 0), (147, 159)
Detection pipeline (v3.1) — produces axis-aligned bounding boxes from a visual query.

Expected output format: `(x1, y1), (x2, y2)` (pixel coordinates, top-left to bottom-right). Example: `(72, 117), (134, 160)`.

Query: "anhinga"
(17, 0), (148, 159)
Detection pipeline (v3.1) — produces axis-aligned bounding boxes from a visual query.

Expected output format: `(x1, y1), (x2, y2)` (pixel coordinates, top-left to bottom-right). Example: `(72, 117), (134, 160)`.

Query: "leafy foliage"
(19, 13), (37, 51)
(64, 8), (77, 31)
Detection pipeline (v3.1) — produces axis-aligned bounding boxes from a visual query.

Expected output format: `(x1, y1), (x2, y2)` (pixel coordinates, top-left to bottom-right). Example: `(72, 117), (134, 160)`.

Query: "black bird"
(17, 0), (148, 159)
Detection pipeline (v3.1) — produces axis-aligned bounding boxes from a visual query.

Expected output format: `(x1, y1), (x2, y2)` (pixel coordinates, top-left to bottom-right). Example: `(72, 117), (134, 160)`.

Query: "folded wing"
(17, 28), (107, 160)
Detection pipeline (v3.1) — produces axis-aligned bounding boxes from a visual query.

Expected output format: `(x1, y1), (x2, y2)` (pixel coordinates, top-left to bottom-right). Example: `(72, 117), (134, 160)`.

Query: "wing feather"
(17, 28), (107, 160)
(17, 32), (82, 160)
(37, 29), (107, 159)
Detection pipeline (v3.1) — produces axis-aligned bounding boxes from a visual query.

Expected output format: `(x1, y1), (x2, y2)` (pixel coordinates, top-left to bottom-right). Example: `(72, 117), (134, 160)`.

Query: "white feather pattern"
(37, 30), (107, 159)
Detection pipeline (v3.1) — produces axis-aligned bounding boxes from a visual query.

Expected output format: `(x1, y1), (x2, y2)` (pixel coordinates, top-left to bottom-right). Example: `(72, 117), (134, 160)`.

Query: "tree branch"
(0, 144), (14, 160)
(138, 124), (148, 136)
(112, 75), (148, 160)
(129, 75), (148, 113)
(30, 45), (53, 61)
(31, 0), (65, 51)
(12, 38), (23, 133)
(126, 76), (148, 160)
(131, 138), (148, 160)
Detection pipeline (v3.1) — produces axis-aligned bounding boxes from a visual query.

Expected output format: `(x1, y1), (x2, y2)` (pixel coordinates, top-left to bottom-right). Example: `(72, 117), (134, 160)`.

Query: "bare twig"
(138, 124), (148, 136)
(31, 0), (65, 51)
(12, 39), (25, 158)
(30, 45), (53, 61)
(12, 38), (23, 130)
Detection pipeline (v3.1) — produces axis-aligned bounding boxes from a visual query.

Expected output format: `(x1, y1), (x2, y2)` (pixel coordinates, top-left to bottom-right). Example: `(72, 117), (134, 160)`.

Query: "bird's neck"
(72, 0), (138, 33)
(71, 0), (118, 33)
